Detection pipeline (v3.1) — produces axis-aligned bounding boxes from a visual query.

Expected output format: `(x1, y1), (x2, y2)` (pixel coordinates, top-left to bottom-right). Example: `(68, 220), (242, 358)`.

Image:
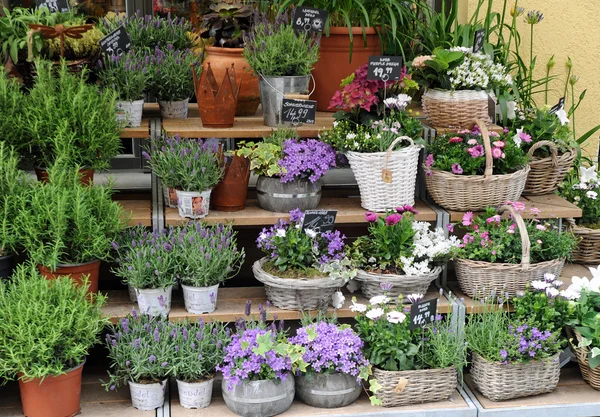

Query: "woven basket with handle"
(523, 141), (576, 195)
(422, 89), (491, 129)
(346, 137), (422, 212)
(470, 352), (561, 401)
(252, 258), (345, 311)
(455, 204), (565, 299)
(372, 367), (457, 407)
(424, 121), (530, 212)
(567, 219), (600, 264)
(355, 267), (442, 301)
(568, 328), (600, 391)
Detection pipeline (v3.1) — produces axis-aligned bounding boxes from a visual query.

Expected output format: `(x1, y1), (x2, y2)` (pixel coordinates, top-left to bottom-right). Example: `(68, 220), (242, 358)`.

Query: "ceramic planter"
(256, 176), (321, 213)
(38, 259), (101, 295)
(128, 284), (137, 302)
(211, 152), (250, 212)
(128, 379), (167, 411)
(18, 361), (84, 417)
(35, 167), (94, 185)
(176, 378), (214, 409)
(176, 189), (212, 219)
(162, 186), (179, 208)
(222, 374), (295, 417)
(181, 283), (219, 314)
(295, 372), (361, 408)
(135, 286), (173, 317)
(0, 253), (15, 279)
(116, 99), (144, 128)
(259, 75), (310, 127)
(159, 99), (189, 119)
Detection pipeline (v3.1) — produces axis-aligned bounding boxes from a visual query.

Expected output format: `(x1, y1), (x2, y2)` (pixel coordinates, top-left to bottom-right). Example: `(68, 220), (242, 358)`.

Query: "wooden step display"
(116, 199), (152, 227)
(120, 119), (151, 138)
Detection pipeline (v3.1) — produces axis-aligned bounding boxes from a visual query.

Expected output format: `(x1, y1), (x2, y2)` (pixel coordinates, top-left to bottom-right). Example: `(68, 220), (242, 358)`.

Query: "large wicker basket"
(252, 258), (345, 310)
(455, 204), (565, 299)
(346, 137), (422, 212)
(424, 121), (530, 212)
(355, 267), (442, 301)
(569, 328), (600, 390)
(372, 367), (457, 407)
(422, 89), (491, 129)
(470, 353), (560, 401)
(523, 141), (576, 195)
(567, 219), (600, 264)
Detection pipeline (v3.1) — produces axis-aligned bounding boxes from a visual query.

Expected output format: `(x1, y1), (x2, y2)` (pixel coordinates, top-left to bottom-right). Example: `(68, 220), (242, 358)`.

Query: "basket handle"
(566, 217), (577, 229)
(384, 136), (415, 169)
(498, 204), (531, 269)
(527, 140), (559, 168)
(474, 119), (494, 183)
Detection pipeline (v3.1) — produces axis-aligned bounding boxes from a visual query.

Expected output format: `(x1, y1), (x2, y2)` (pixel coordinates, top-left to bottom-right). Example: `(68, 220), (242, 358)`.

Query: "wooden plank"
(426, 123), (505, 135)
(120, 119), (151, 138)
(117, 199), (152, 227)
(102, 284), (451, 323)
(165, 198), (436, 226)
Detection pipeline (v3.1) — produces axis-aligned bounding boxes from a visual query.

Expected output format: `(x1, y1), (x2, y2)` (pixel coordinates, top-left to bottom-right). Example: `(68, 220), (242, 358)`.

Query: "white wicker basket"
(346, 137), (422, 212)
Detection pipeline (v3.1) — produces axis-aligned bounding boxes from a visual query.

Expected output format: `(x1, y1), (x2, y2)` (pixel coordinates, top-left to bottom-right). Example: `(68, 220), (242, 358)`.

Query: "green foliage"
(201, 1), (253, 48)
(411, 48), (464, 90)
(25, 60), (121, 170)
(509, 108), (575, 154)
(420, 317), (467, 370)
(47, 23), (103, 59)
(0, 70), (27, 154)
(149, 48), (199, 102)
(16, 166), (128, 268)
(0, 264), (108, 381)
(98, 50), (151, 102)
(513, 283), (572, 333)
(569, 290), (600, 369)
(559, 166), (600, 228)
(237, 141), (283, 177)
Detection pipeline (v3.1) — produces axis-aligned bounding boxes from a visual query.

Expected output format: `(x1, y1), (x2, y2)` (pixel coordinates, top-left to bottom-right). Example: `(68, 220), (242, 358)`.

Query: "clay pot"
(18, 361), (85, 417)
(38, 259), (101, 295)
(203, 46), (260, 116)
(35, 167), (94, 185)
(311, 27), (382, 112)
(211, 152), (250, 212)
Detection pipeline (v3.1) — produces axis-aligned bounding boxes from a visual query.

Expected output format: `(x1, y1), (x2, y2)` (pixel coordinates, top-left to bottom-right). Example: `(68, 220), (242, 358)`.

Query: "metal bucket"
(295, 372), (361, 408)
(256, 176), (321, 213)
(222, 374), (295, 417)
(259, 75), (310, 127)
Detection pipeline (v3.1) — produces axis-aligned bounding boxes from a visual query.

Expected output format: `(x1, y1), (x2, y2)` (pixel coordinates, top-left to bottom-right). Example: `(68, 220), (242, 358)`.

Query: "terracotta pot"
(35, 167), (94, 185)
(38, 260), (101, 295)
(203, 46), (260, 116)
(18, 361), (84, 417)
(311, 27), (382, 112)
(211, 151), (250, 212)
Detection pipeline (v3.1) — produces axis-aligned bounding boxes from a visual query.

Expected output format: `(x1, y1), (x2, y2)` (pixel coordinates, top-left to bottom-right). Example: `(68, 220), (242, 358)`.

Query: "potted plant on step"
(0, 70), (27, 157)
(210, 144), (251, 212)
(0, 265), (108, 417)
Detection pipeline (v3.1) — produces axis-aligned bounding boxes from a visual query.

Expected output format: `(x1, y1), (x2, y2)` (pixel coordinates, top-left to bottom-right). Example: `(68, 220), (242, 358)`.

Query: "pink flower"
(462, 211), (474, 226)
(486, 215), (501, 224)
(467, 145), (484, 158)
(425, 154), (434, 168)
(491, 147), (503, 159)
(536, 239), (543, 244)
(385, 213), (402, 226)
(506, 223), (517, 234)
(493, 141), (505, 149)
(463, 234), (474, 244)
(507, 201), (526, 212)
(449, 136), (463, 143)
(530, 207), (541, 216)
(536, 224), (547, 231)
(365, 212), (378, 223)
(506, 229), (515, 234)
(467, 139), (478, 145)
(452, 164), (463, 175)
(489, 131), (500, 138)
(519, 131), (532, 143)
(447, 223), (455, 233)
(480, 231), (490, 240)
(503, 127), (510, 134)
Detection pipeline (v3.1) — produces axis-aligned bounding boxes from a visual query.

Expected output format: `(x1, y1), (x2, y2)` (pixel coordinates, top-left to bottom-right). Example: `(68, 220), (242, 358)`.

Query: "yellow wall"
(459, 0), (600, 160)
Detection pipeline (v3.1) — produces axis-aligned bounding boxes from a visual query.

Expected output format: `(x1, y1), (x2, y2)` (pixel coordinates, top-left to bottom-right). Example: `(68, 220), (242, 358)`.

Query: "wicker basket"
(346, 137), (422, 212)
(567, 219), (600, 264)
(422, 89), (491, 129)
(455, 204), (565, 299)
(569, 329), (600, 390)
(424, 121), (530, 212)
(372, 367), (457, 407)
(470, 353), (560, 401)
(523, 141), (576, 195)
(355, 267), (442, 300)
(252, 258), (345, 310)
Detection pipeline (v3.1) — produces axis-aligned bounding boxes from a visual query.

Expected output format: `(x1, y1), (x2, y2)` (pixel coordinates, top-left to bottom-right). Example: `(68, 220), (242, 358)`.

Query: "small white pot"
(116, 99), (144, 128)
(135, 286), (173, 317)
(128, 379), (167, 411)
(176, 189), (211, 219)
(128, 284), (137, 302)
(182, 283), (219, 314)
(159, 99), (189, 119)
(176, 378), (214, 409)
(162, 186), (179, 208)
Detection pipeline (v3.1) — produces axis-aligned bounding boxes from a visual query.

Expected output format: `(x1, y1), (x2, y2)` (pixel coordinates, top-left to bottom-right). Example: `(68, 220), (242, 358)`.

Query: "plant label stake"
(473, 29), (486, 53)
(36, 0), (69, 13)
(367, 56), (403, 82)
(100, 27), (131, 57)
(292, 7), (328, 33)
(301, 210), (337, 233)
(281, 98), (317, 125)
(549, 97), (566, 115)
(410, 298), (438, 330)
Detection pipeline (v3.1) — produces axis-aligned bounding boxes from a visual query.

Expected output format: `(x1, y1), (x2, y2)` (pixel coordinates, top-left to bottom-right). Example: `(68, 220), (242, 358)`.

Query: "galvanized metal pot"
(295, 372), (361, 408)
(256, 176), (321, 213)
(259, 75), (310, 127)
(222, 374), (295, 417)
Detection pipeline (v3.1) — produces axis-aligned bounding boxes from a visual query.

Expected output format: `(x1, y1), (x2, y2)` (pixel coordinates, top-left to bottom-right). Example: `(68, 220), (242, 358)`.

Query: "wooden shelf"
(116, 199), (152, 227)
(120, 119), (151, 138)
(102, 284), (451, 323)
(165, 198), (436, 226)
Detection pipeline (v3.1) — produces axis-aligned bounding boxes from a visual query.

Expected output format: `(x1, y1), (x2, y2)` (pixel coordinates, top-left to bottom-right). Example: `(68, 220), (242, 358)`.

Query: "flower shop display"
(149, 46), (199, 119)
(243, 12), (320, 127)
(104, 312), (176, 410)
(210, 146), (251, 212)
(353, 292), (465, 407)
(412, 47), (512, 129)
(98, 50), (151, 128)
(253, 209), (355, 310)
(350, 206), (458, 300)
(201, 2), (261, 116)
(192, 61), (241, 128)
(15, 166), (127, 294)
(452, 203), (576, 299)
(0, 265), (107, 417)
(424, 122), (530, 211)
(290, 321), (369, 408)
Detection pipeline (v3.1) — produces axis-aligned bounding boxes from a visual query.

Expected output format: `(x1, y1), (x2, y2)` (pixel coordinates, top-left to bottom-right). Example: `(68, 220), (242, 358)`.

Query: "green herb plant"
(568, 289), (600, 369)
(149, 47), (198, 102)
(0, 143), (29, 257)
(0, 70), (27, 155)
(98, 50), (151, 102)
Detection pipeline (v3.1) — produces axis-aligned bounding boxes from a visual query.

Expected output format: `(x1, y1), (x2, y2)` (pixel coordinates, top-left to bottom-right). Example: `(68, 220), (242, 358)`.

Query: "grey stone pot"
(295, 372), (361, 408)
(256, 176), (321, 213)
(222, 374), (295, 417)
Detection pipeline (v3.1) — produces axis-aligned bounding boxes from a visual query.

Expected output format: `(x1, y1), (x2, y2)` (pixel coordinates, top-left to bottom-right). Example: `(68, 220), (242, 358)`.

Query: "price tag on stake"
(292, 7), (328, 33)
(281, 99), (317, 125)
(301, 210), (337, 233)
(549, 97), (566, 115)
(473, 28), (486, 53)
(368, 56), (403, 81)
(410, 298), (438, 330)
(36, 0), (69, 13)
(100, 27), (132, 57)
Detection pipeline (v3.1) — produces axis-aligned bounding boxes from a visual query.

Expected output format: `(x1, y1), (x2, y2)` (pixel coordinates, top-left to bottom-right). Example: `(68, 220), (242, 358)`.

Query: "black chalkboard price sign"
(281, 99), (317, 124)
(301, 210), (337, 233)
(550, 97), (566, 115)
(99, 27), (132, 57)
(409, 298), (438, 330)
(473, 28), (486, 53)
(367, 56), (403, 81)
(36, 0), (69, 13)
(292, 7), (328, 33)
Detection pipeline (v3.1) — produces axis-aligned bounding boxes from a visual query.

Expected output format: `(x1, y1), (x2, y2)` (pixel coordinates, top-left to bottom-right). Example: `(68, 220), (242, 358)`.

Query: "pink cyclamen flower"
(519, 132), (532, 143)
(491, 147), (503, 159)
(385, 213), (403, 226)
(462, 211), (474, 226)
(493, 141), (506, 149)
(449, 136), (463, 143)
(365, 212), (378, 223)
(452, 163), (463, 175)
